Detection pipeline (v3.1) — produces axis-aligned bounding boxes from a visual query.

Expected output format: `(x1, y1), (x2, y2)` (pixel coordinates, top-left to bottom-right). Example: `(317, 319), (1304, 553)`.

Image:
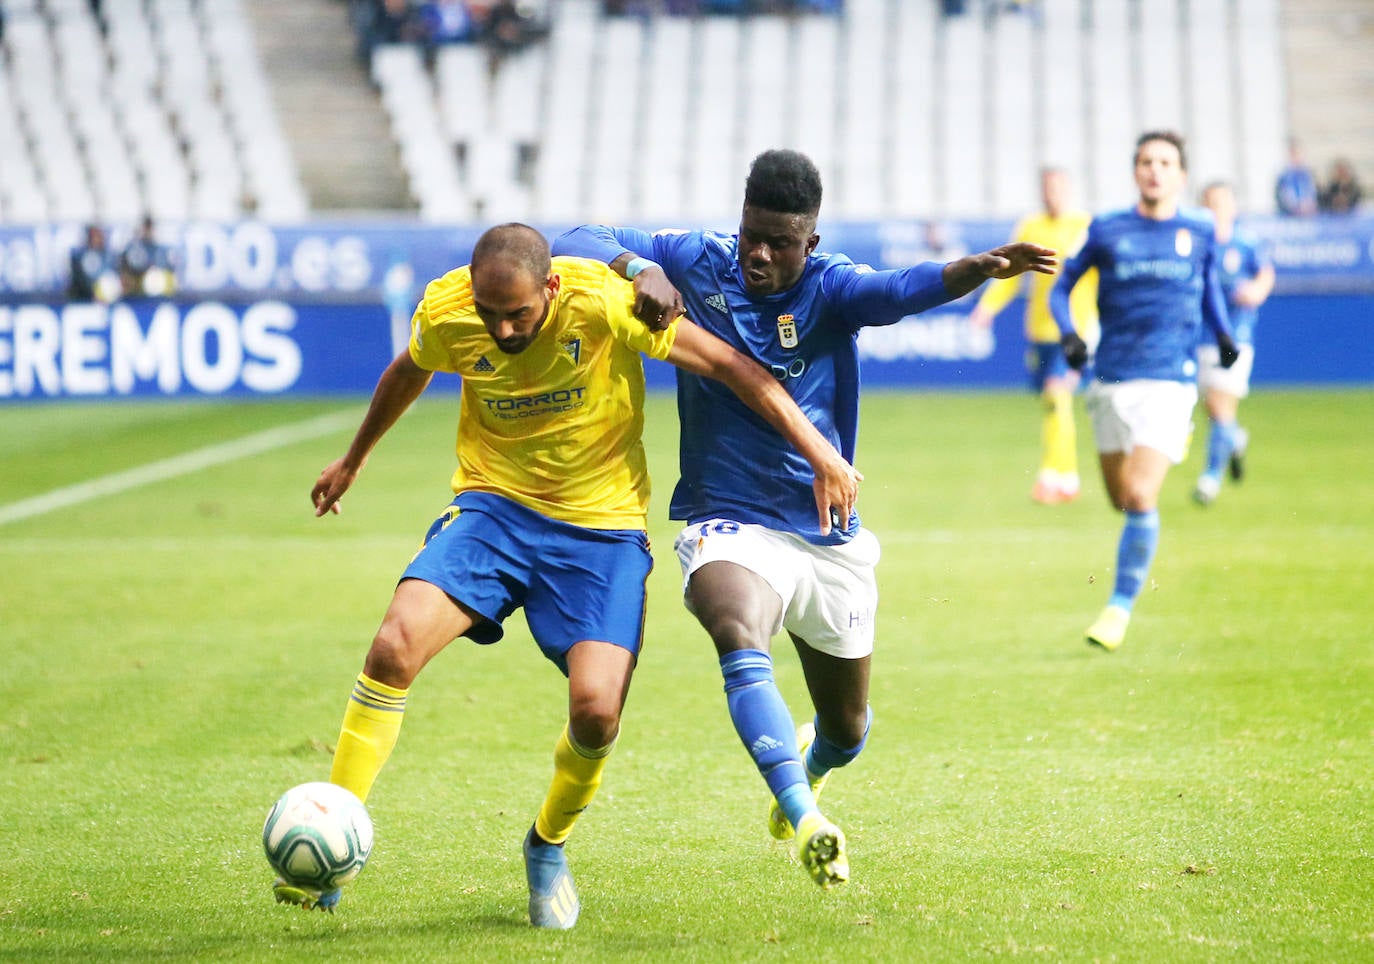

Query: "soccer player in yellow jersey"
(969, 168), (1099, 504)
(279, 224), (859, 928)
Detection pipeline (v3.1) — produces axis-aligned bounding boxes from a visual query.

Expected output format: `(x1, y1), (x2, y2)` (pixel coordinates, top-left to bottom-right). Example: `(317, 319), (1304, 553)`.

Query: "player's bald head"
(471, 223), (551, 286)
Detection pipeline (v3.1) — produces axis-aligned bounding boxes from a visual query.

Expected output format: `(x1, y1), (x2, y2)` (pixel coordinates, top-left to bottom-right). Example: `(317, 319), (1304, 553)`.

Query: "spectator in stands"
(1274, 137), (1318, 217)
(416, 0), (480, 46)
(351, 0), (416, 65)
(119, 216), (177, 298)
(1319, 158), (1363, 215)
(483, 0), (548, 57)
(68, 224), (120, 304)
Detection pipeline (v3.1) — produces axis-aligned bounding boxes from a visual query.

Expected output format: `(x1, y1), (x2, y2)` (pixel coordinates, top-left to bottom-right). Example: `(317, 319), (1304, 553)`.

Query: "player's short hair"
(1135, 130), (1188, 170)
(744, 149), (823, 216)
(472, 222), (550, 281)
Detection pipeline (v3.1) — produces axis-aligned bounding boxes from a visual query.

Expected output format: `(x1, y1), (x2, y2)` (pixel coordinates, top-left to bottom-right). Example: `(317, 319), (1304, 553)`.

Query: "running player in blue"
(1191, 180), (1275, 506)
(553, 149), (1056, 888)
(1052, 131), (1239, 652)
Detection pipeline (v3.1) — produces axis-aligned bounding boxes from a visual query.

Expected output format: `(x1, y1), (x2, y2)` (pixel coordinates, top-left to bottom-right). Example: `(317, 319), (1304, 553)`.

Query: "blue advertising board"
(2, 215), (1370, 401)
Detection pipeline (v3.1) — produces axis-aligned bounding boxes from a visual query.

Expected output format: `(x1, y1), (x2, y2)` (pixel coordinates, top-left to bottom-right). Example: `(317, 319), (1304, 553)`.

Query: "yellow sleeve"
(406, 299), (440, 370)
(602, 272), (678, 360)
(407, 271), (469, 372)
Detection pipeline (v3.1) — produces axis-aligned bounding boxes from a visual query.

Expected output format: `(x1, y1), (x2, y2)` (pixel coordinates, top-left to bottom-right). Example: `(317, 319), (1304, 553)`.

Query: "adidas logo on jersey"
(474, 356), (495, 373)
(705, 293), (728, 314)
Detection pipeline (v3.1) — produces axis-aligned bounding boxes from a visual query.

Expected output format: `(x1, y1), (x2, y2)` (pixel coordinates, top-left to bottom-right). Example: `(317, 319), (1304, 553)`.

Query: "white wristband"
(625, 257), (659, 279)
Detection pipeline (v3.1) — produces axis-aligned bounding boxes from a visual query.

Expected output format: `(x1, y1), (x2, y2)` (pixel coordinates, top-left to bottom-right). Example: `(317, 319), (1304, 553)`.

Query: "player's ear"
(545, 273), (560, 299)
(806, 234), (820, 256)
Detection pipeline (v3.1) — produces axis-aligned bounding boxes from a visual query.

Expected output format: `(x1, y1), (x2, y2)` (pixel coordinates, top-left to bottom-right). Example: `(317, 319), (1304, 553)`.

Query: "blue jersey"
(553, 225), (956, 545)
(1051, 206), (1232, 383)
(1211, 230), (1270, 345)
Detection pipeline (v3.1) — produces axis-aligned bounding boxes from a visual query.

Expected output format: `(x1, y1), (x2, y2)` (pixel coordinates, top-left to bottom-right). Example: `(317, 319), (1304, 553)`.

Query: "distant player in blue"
(1192, 181), (1275, 506)
(554, 149), (1056, 888)
(1053, 131), (1239, 652)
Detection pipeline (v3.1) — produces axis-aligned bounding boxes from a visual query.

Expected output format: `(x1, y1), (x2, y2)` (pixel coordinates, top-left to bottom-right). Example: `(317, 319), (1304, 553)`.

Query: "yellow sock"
(534, 724), (616, 845)
(1041, 389), (1077, 477)
(329, 673), (407, 804)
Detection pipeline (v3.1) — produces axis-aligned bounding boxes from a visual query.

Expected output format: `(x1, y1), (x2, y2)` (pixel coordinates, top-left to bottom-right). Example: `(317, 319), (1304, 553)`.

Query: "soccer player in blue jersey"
(1052, 131), (1239, 652)
(291, 224), (858, 926)
(1192, 180), (1275, 506)
(553, 149), (1056, 888)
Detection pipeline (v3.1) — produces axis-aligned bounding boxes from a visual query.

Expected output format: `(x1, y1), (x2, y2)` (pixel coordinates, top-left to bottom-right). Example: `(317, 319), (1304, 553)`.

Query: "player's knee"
(700, 613), (769, 657)
(834, 714), (871, 753)
(363, 624), (424, 688)
(1116, 485), (1156, 513)
(568, 696), (621, 749)
(817, 706), (870, 758)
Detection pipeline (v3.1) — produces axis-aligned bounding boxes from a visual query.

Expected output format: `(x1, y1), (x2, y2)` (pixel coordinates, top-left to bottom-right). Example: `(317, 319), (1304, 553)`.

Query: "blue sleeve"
(1050, 221), (1096, 336)
(825, 262), (951, 329)
(551, 224), (657, 264)
(1201, 237), (1234, 341)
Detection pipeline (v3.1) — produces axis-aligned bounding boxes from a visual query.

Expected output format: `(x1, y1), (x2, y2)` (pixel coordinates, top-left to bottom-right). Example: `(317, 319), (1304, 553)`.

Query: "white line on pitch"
(0, 407), (362, 527)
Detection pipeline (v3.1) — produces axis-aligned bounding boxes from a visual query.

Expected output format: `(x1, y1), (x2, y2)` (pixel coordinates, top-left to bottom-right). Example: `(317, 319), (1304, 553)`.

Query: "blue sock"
(719, 649), (814, 830)
(1204, 419), (1236, 479)
(1109, 509), (1160, 612)
(806, 706), (872, 779)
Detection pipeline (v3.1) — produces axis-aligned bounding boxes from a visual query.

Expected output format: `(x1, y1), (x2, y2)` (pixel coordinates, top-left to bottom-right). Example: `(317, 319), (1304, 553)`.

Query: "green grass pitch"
(2, 388), (1372, 961)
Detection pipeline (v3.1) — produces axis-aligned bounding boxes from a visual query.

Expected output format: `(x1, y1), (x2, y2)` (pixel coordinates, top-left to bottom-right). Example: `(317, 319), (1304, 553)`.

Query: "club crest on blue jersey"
(776, 314), (798, 349)
(1223, 247), (1242, 274)
(1175, 229), (1193, 257)
(562, 338), (581, 364)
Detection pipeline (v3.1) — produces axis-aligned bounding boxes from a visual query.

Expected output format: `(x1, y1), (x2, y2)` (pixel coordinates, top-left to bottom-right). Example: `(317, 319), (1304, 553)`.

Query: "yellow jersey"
(975, 210), (1099, 343)
(409, 256), (678, 530)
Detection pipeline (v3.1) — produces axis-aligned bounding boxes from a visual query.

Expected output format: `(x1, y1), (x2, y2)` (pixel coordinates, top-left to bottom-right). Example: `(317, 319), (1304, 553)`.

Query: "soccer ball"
(262, 782), (374, 890)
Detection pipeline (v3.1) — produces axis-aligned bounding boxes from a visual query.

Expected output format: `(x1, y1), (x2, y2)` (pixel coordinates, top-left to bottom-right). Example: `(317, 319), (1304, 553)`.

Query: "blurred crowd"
(603, 0), (843, 14)
(351, 0), (548, 65)
(1275, 138), (1364, 217)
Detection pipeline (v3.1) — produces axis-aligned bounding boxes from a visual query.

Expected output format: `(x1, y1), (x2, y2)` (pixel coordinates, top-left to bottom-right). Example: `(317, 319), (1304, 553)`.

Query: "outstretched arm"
(311, 350), (433, 517)
(941, 242), (1058, 300)
(665, 319), (862, 536)
(553, 225), (683, 330)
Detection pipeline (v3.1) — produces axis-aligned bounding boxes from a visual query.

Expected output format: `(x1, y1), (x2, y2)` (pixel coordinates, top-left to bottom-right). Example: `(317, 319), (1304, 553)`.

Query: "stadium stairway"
(1280, 0), (1374, 193)
(243, 0), (412, 212)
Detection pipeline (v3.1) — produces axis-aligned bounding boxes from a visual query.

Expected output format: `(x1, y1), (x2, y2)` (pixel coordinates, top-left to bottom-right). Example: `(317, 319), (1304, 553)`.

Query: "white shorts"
(673, 520), (881, 659)
(1197, 344), (1255, 398)
(1086, 379), (1198, 464)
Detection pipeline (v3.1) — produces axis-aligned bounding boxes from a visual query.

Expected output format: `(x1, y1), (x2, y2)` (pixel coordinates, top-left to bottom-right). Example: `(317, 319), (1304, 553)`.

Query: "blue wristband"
(625, 257), (659, 279)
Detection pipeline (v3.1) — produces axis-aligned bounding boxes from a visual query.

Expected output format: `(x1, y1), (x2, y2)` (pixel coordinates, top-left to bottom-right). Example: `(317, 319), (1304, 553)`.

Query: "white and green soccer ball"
(262, 782), (374, 891)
